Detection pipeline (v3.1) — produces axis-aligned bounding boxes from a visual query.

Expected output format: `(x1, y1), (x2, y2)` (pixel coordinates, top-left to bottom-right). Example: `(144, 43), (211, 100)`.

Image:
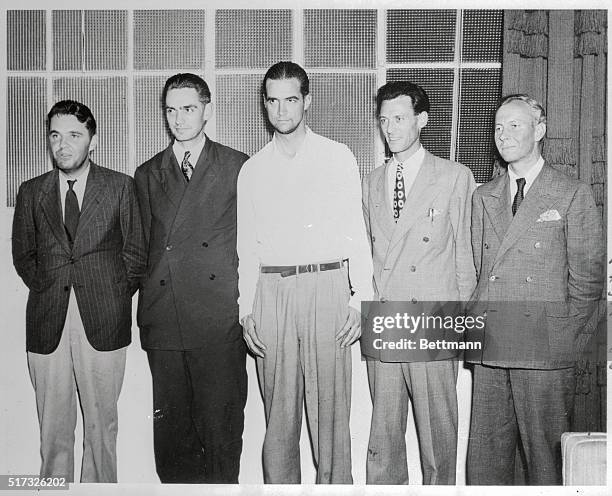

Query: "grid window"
(308, 73), (377, 175)
(387, 10), (457, 63)
(133, 10), (206, 70)
(304, 10), (377, 69)
(53, 10), (82, 71)
(216, 10), (292, 69)
(456, 69), (502, 183)
(84, 10), (128, 71)
(7, 10), (46, 71)
(462, 10), (504, 63)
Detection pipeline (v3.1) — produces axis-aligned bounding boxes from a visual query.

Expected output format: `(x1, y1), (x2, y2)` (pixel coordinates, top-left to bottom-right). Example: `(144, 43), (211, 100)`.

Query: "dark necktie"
(512, 177), (526, 216)
(393, 162), (405, 222)
(181, 151), (193, 181)
(65, 179), (79, 244)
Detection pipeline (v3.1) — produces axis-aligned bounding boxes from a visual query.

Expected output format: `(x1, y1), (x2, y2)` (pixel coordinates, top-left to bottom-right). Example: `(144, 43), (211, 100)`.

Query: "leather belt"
(260, 261), (344, 278)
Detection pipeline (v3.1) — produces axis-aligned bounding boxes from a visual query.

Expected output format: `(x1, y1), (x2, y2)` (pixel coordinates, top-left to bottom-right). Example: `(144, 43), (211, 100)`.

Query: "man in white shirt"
(361, 81), (477, 484)
(237, 61), (373, 484)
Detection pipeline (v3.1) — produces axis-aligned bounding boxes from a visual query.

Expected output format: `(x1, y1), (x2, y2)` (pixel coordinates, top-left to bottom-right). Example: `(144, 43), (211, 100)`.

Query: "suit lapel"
(152, 146), (187, 209)
(39, 169), (71, 254)
(78, 163), (109, 234)
(482, 174), (512, 244)
(171, 138), (220, 235)
(372, 160), (396, 240)
(493, 164), (559, 265)
(388, 151), (439, 253)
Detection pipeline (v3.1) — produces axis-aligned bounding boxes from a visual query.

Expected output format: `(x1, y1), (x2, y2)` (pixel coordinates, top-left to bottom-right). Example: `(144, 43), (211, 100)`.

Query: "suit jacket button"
(64, 285), (70, 291)
(489, 275), (497, 281)
(69, 257), (75, 264)
(166, 245), (173, 251)
(372, 236), (376, 243)
(411, 298), (418, 303)
(484, 242), (489, 249)
(423, 236), (429, 243)
(534, 242), (541, 248)
(410, 265), (416, 272)
(209, 274), (216, 280)
(202, 242), (209, 247)
(380, 297), (387, 303)
(526, 276), (533, 282)
(160, 279), (166, 286)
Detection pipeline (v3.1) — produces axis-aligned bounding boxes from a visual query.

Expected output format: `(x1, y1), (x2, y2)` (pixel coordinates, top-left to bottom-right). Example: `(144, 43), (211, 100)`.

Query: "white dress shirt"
(508, 155), (544, 205)
(58, 162), (90, 220)
(237, 127), (374, 319)
(386, 145), (425, 211)
(172, 134), (207, 168)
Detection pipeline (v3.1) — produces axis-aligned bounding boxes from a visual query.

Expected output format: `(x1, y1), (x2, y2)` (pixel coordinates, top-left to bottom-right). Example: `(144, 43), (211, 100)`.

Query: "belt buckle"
(303, 263), (316, 273)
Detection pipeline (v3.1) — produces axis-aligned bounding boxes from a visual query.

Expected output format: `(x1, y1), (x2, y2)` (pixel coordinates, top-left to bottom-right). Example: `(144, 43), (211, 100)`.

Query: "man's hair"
(47, 100), (97, 137)
(262, 62), (310, 97)
(497, 94), (547, 125)
(163, 73), (211, 106)
(376, 81), (430, 116)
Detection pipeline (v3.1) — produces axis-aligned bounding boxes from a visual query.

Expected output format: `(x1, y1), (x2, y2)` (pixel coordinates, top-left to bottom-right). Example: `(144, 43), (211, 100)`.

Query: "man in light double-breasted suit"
(362, 81), (476, 484)
(466, 94), (605, 485)
(12, 100), (146, 482)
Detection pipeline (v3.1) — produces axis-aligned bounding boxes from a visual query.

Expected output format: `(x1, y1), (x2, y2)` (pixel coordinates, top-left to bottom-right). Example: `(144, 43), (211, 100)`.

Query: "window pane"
(462, 10), (503, 63)
(53, 10), (82, 71)
(133, 10), (206, 70)
(8, 10), (46, 71)
(84, 10), (127, 71)
(456, 68), (502, 183)
(308, 72), (377, 176)
(387, 10), (456, 63)
(386, 69), (454, 160)
(7, 77), (47, 206)
(216, 10), (292, 69)
(304, 9), (376, 69)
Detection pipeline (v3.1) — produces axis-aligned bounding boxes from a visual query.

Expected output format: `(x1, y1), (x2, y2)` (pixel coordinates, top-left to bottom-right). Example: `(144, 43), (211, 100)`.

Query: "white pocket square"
(536, 209), (562, 222)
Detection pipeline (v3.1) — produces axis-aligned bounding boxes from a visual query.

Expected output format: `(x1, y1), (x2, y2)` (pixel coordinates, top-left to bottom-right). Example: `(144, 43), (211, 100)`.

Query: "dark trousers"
(467, 364), (575, 485)
(146, 336), (247, 483)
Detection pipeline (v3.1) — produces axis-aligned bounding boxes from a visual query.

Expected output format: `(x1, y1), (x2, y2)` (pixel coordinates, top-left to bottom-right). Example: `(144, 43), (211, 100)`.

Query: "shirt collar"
(58, 161), (91, 183)
(173, 134), (207, 165)
(508, 155), (544, 186)
(392, 145), (425, 170)
(271, 126), (312, 159)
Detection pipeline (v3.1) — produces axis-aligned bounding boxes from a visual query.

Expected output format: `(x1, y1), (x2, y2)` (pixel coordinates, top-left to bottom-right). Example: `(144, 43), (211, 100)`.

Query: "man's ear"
(304, 93), (312, 112)
(534, 122), (546, 143)
(417, 111), (428, 130)
(204, 102), (213, 122)
(88, 134), (99, 155)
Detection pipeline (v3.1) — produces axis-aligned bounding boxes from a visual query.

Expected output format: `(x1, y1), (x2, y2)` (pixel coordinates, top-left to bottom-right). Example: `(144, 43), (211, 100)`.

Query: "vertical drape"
(499, 10), (607, 432)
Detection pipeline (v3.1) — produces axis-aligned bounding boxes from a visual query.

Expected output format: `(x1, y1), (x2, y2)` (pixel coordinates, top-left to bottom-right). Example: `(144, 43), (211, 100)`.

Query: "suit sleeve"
(12, 182), (38, 290)
(449, 167), (477, 301)
(470, 187), (485, 282)
(133, 166), (151, 247)
(120, 176), (148, 295)
(566, 182), (605, 328)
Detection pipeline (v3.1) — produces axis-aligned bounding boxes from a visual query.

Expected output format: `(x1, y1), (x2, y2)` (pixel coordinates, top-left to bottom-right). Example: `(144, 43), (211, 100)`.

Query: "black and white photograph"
(0, 1), (608, 495)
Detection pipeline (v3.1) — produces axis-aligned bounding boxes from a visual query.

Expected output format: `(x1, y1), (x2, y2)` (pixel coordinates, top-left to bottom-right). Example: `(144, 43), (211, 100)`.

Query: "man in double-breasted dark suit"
(134, 73), (249, 483)
(12, 100), (146, 482)
(467, 94), (605, 485)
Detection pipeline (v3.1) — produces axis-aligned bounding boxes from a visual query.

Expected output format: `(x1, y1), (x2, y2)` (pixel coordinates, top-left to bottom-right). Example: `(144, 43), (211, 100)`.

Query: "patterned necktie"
(393, 162), (405, 222)
(512, 177), (526, 216)
(65, 179), (80, 244)
(181, 150), (193, 181)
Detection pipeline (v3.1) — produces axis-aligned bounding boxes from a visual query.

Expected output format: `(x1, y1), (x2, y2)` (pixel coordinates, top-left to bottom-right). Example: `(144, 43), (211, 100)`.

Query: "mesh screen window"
(5, 9), (503, 206)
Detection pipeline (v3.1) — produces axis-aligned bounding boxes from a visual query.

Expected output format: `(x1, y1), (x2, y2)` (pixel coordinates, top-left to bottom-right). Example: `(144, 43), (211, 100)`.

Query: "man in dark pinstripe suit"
(12, 100), (147, 483)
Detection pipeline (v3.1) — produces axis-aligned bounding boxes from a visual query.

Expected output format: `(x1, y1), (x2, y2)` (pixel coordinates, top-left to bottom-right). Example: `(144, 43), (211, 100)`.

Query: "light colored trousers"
(27, 290), (126, 483)
(366, 359), (459, 484)
(253, 267), (352, 484)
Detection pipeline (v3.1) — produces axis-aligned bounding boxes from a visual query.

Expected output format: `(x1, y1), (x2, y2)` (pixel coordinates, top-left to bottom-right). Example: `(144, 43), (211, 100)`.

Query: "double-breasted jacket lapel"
(39, 169), (71, 254)
(77, 163), (109, 236)
(491, 164), (560, 267)
(171, 138), (220, 235)
(481, 174), (512, 246)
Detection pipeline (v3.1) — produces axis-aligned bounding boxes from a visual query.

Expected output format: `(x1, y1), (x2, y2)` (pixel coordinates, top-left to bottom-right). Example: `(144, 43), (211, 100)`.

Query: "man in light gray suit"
(466, 94), (605, 485)
(362, 81), (476, 484)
